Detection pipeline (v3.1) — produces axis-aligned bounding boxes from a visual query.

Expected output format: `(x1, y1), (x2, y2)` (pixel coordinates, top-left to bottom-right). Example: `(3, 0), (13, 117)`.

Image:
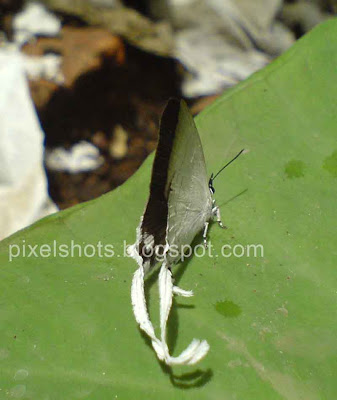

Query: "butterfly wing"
(165, 100), (213, 255)
(136, 98), (212, 267)
(135, 98), (184, 268)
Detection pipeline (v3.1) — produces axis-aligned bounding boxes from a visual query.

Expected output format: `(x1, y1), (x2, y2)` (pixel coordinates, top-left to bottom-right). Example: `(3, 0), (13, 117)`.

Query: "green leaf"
(1, 20), (337, 399)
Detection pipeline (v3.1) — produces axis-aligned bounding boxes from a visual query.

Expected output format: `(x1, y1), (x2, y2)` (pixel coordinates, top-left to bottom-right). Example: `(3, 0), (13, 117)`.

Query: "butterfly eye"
(208, 178), (215, 194)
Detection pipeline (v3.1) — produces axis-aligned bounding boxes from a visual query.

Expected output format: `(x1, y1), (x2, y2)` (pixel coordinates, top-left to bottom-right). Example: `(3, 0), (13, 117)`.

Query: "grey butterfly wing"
(165, 100), (213, 255)
(136, 98), (212, 267)
(136, 99), (185, 268)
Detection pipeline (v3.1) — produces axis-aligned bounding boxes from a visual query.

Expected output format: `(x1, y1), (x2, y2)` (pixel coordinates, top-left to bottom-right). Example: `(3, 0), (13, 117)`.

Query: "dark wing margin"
(138, 98), (180, 266)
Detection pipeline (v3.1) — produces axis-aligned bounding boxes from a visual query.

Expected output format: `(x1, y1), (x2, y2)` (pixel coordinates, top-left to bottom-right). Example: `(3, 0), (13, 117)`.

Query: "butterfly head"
(208, 149), (245, 196)
(208, 174), (215, 195)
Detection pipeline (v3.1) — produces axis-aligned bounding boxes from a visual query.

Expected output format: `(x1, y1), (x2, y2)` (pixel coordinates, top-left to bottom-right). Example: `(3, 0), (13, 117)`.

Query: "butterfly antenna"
(212, 149), (245, 181)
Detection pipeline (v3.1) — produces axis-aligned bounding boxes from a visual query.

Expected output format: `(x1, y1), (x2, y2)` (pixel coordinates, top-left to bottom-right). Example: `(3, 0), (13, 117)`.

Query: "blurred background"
(0, 0), (334, 239)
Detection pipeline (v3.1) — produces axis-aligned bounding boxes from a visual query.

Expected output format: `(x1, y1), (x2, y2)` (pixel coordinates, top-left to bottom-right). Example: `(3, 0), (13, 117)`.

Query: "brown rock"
(23, 26), (125, 88)
(28, 79), (59, 109)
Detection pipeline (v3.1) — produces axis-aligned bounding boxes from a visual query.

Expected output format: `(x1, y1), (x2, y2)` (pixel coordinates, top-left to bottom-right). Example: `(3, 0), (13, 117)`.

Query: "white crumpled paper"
(45, 141), (104, 173)
(13, 1), (61, 46)
(8, 2), (64, 84)
(0, 49), (57, 240)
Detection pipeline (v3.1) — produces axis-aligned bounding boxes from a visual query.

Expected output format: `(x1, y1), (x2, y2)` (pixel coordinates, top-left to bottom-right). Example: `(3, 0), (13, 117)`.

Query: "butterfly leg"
(203, 221), (209, 248)
(212, 204), (227, 229)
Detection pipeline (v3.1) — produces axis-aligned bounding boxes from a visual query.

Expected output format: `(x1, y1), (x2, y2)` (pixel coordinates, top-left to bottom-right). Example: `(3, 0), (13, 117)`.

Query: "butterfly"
(129, 98), (243, 365)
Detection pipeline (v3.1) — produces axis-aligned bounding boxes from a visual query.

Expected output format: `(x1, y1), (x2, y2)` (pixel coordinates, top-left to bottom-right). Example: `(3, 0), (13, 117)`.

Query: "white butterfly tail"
(172, 285), (193, 297)
(131, 263), (209, 365)
(158, 263), (209, 365)
(131, 267), (165, 360)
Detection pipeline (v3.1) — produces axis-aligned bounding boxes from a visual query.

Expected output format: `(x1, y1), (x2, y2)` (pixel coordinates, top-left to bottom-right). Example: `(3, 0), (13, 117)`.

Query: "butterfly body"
(130, 98), (223, 365)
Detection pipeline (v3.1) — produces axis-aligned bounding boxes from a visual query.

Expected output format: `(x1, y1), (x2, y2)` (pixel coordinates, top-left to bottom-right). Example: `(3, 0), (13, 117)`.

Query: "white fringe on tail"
(131, 262), (209, 365)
